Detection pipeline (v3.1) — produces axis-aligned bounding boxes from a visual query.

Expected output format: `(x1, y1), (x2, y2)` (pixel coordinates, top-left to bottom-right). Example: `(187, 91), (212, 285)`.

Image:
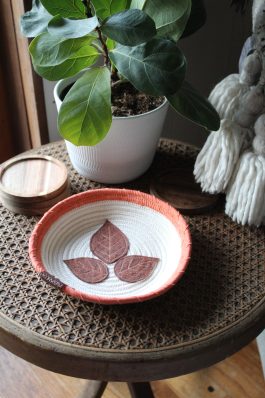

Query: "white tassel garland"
(208, 74), (248, 120)
(225, 114), (265, 226)
(225, 152), (265, 226)
(208, 52), (261, 120)
(194, 119), (251, 194)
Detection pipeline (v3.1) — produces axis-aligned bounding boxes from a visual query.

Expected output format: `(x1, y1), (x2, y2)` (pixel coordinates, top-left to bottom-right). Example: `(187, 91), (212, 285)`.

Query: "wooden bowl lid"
(0, 155), (69, 215)
(150, 167), (220, 215)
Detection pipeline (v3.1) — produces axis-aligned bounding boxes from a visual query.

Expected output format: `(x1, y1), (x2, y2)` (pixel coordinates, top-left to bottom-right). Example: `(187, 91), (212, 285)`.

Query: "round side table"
(1, 139), (265, 398)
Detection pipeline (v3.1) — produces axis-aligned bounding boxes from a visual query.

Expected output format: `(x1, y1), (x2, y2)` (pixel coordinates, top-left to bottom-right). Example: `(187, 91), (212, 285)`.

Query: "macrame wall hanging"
(194, 0), (265, 227)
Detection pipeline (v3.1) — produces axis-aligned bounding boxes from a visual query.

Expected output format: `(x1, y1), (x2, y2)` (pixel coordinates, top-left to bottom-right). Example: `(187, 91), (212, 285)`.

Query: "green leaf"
(20, 0), (52, 38)
(29, 33), (99, 81)
(167, 81), (220, 131)
(181, 0), (206, 38)
(110, 39), (186, 96)
(101, 9), (156, 46)
(131, 0), (191, 42)
(92, 0), (128, 20)
(40, 0), (86, 19)
(106, 38), (116, 50)
(48, 15), (98, 38)
(130, 0), (145, 8)
(58, 67), (112, 146)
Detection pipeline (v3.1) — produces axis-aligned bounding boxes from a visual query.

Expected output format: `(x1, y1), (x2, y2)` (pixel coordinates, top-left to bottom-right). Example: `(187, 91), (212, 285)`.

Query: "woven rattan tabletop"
(1, 139), (265, 382)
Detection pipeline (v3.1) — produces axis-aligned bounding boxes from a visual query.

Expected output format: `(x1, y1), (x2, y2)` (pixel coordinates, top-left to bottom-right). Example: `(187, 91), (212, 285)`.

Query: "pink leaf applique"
(114, 255), (159, 283)
(90, 220), (129, 264)
(64, 258), (109, 284)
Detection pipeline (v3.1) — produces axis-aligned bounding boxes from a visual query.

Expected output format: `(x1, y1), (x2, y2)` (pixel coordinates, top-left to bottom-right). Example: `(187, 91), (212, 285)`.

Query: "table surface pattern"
(0, 139), (265, 356)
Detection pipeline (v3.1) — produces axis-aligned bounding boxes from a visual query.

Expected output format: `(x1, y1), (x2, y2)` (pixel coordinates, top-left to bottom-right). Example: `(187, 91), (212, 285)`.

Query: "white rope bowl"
(29, 189), (191, 304)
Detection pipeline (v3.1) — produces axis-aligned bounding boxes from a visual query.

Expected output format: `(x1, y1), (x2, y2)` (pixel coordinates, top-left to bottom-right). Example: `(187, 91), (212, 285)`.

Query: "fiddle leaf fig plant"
(21, 0), (220, 146)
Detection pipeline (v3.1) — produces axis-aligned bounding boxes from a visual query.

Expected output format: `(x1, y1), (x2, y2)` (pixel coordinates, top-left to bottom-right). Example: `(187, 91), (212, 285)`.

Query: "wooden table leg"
(79, 381), (108, 398)
(127, 382), (155, 398)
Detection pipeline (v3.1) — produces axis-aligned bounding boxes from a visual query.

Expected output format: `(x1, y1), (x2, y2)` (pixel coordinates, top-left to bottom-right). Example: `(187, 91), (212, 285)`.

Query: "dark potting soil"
(60, 82), (164, 117)
(111, 82), (164, 116)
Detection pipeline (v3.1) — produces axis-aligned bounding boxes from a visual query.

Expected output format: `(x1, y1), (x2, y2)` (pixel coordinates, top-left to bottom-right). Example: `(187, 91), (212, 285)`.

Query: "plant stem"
(111, 67), (119, 82)
(111, 79), (125, 88)
(82, 0), (111, 68)
(96, 27), (111, 68)
(83, 0), (111, 68)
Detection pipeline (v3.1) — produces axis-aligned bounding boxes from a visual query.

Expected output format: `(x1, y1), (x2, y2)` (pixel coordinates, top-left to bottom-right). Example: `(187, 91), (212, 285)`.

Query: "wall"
(43, 80), (59, 142)
(43, 1), (252, 146)
(163, 0), (252, 147)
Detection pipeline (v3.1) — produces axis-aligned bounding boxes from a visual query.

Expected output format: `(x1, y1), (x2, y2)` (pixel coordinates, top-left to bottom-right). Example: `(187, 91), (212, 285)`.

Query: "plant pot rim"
(54, 76), (168, 121)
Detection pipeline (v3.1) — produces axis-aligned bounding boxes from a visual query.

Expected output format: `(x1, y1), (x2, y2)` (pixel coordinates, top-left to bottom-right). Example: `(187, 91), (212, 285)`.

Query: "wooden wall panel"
(0, 0), (48, 163)
(12, 0), (49, 147)
(0, 63), (16, 163)
(0, 0), (31, 158)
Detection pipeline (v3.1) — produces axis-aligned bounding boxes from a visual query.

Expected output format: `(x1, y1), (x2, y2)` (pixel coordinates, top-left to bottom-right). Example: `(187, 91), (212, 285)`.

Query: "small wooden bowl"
(0, 155), (69, 215)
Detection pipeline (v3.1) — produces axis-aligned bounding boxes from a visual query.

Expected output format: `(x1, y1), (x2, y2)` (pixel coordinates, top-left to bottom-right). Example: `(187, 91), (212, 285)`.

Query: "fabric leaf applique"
(90, 220), (129, 264)
(64, 258), (109, 283)
(114, 255), (159, 283)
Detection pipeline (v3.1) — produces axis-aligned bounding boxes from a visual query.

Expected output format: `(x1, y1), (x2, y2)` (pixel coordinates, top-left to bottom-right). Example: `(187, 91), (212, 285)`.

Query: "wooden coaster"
(150, 167), (220, 215)
(0, 155), (69, 215)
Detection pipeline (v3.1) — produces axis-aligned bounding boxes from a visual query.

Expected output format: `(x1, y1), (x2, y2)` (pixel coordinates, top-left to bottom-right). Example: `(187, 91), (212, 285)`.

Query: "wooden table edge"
(1, 298), (265, 381)
(1, 139), (264, 382)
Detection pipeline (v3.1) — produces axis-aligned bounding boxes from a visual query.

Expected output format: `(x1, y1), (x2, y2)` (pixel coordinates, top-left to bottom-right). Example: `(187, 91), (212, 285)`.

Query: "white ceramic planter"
(54, 74), (169, 183)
